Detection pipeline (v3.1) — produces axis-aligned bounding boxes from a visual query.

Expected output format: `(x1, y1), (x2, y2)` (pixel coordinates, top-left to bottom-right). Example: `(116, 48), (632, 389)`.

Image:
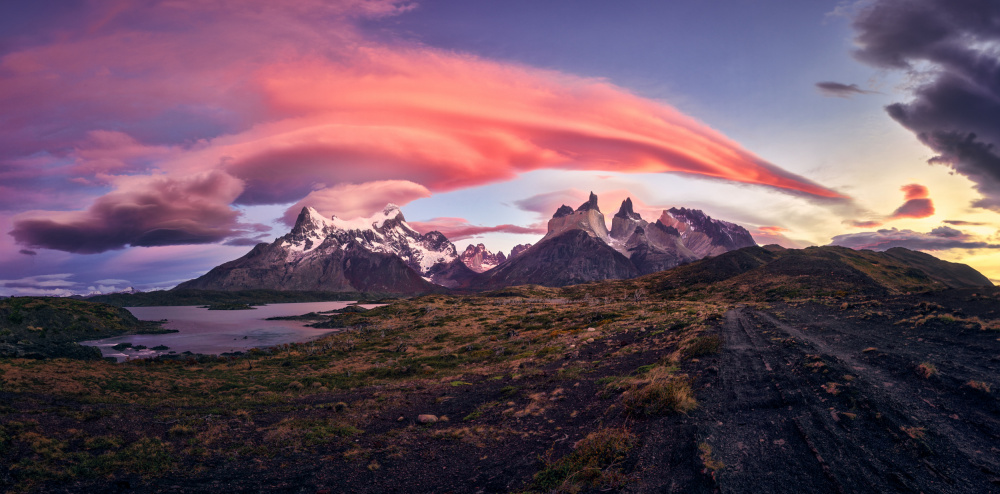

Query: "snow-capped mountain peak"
(280, 204), (461, 285)
(460, 243), (507, 273)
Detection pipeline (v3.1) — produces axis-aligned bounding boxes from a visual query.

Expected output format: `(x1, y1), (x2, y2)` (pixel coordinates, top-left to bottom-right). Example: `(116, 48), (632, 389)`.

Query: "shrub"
(84, 436), (122, 450)
(621, 367), (697, 416)
(167, 425), (195, 437)
(915, 362), (938, 379)
(532, 428), (636, 492)
(118, 437), (175, 476)
(965, 380), (991, 393)
(682, 335), (723, 357)
(698, 442), (725, 473)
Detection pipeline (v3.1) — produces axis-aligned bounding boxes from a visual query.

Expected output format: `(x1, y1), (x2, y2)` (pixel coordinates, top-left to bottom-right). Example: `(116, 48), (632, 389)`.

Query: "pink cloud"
(890, 184), (934, 219)
(749, 225), (810, 248)
(408, 217), (546, 241)
(891, 198), (934, 219)
(843, 184), (934, 227)
(70, 130), (175, 177)
(222, 48), (846, 202)
(280, 180), (431, 225)
(513, 188), (667, 221)
(2, 0), (846, 254)
(901, 184), (929, 200)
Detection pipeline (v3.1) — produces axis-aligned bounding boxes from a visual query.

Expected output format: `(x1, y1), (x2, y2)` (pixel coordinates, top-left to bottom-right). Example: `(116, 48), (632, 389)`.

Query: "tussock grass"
(531, 428), (636, 493)
(916, 362), (938, 379)
(681, 334), (723, 357)
(965, 380), (991, 393)
(620, 366), (697, 416)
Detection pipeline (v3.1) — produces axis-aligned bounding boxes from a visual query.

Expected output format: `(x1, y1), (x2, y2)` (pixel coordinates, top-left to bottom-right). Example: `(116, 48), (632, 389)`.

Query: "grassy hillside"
(638, 245), (991, 302)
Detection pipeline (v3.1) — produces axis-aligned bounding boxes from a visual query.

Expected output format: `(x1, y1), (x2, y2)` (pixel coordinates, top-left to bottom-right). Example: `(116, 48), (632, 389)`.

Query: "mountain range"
(176, 192), (990, 294)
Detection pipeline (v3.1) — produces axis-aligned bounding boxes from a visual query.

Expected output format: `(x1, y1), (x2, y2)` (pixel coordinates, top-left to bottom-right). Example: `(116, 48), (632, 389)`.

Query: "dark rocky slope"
(474, 229), (638, 288)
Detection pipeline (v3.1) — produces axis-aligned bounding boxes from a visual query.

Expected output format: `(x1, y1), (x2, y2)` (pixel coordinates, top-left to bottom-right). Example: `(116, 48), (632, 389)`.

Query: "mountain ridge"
(173, 193), (992, 294)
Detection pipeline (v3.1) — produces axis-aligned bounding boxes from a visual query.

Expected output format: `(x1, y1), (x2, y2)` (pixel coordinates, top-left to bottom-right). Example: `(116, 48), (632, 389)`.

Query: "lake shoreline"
(82, 301), (373, 361)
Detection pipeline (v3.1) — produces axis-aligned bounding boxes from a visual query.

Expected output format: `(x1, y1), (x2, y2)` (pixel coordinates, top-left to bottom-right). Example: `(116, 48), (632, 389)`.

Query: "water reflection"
(81, 301), (377, 361)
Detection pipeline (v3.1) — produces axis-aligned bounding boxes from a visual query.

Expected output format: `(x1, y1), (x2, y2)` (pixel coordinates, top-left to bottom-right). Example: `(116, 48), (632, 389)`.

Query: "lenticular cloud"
(222, 47), (846, 203)
(4, 0), (845, 253)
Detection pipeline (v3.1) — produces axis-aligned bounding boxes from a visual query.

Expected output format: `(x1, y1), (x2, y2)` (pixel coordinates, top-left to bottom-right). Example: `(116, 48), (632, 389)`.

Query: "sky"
(2, 0), (1000, 296)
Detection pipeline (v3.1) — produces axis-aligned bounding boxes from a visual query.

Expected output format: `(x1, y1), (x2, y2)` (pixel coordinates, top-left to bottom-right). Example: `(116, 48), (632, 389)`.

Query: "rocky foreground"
(0, 246), (997, 492)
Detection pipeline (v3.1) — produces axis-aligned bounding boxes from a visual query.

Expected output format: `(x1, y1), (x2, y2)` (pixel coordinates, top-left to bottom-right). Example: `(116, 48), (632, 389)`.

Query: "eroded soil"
(699, 294), (1000, 493)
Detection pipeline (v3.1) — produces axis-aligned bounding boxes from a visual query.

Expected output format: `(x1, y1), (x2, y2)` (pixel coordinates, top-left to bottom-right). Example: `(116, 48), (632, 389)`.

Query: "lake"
(81, 301), (376, 361)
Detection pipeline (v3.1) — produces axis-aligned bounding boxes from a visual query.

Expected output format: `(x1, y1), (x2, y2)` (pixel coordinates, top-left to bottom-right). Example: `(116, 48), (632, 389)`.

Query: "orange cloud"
(751, 225), (808, 248)
(890, 184), (934, 219)
(901, 183), (929, 200)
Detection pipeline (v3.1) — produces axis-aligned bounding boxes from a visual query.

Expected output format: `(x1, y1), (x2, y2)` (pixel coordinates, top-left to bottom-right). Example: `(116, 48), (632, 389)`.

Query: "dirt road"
(694, 300), (1000, 493)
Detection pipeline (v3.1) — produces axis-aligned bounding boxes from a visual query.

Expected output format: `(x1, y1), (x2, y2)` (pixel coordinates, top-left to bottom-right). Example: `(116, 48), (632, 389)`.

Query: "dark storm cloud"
(851, 0), (1000, 210)
(18, 249), (36, 255)
(830, 225), (1000, 251)
(9, 171), (253, 253)
(815, 81), (877, 97)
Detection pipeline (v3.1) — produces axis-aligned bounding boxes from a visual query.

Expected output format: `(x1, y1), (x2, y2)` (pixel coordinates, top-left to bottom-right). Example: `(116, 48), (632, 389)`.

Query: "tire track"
(697, 305), (999, 493)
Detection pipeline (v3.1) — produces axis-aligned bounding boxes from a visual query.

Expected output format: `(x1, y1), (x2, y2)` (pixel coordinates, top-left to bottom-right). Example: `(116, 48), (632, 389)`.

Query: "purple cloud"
(943, 219), (988, 226)
(9, 171), (253, 253)
(850, 0), (1000, 210)
(830, 225), (1000, 251)
(815, 81), (878, 97)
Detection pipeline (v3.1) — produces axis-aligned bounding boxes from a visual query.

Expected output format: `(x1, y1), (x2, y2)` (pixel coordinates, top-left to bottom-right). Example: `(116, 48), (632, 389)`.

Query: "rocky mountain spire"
(614, 197), (641, 220)
(577, 191), (600, 212)
(552, 205), (574, 218)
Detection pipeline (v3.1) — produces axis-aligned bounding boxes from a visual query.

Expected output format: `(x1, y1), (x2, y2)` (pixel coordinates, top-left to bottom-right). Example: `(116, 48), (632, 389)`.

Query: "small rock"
(417, 414), (438, 424)
(397, 416), (405, 421)
(586, 327), (596, 332)
(586, 338), (595, 343)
